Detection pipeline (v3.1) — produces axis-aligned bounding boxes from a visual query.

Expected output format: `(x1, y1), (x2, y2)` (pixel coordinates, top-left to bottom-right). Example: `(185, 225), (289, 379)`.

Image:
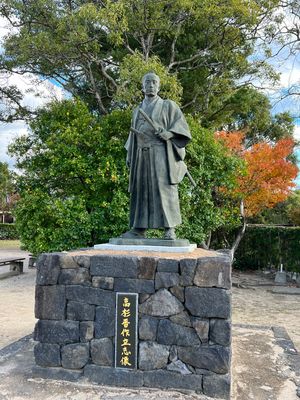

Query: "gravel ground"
(232, 270), (300, 351)
(0, 249), (35, 348)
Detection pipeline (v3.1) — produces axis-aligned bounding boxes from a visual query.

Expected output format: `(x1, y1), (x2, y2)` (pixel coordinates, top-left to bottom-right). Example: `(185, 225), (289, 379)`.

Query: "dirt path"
(232, 273), (300, 352)
(231, 271), (300, 399)
(0, 250), (36, 348)
(232, 326), (299, 400)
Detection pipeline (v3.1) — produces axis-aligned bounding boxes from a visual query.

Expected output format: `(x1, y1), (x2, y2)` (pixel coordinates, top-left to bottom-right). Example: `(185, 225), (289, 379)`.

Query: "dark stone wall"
(33, 250), (232, 399)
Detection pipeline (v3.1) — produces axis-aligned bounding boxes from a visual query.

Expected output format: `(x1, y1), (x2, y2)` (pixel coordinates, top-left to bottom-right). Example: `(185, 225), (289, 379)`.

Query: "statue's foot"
(164, 228), (176, 240)
(121, 228), (146, 239)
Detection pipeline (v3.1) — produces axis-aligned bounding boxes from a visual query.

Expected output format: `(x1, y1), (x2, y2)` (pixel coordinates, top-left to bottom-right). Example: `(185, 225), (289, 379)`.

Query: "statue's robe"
(125, 96), (191, 229)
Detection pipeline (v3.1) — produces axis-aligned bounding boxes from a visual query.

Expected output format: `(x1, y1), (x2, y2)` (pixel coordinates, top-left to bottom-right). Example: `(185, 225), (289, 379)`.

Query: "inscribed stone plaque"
(115, 293), (138, 369)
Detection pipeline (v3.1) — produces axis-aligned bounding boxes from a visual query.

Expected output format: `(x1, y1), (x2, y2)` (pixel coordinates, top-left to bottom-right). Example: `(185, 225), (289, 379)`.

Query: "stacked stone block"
(34, 249), (231, 399)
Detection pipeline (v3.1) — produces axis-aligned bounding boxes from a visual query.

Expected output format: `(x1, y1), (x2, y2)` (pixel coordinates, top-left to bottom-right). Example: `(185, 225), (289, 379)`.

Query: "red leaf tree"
(215, 131), (298, 254)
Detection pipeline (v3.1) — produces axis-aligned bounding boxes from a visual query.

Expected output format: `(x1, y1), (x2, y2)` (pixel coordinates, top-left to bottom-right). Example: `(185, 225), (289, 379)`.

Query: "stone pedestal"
(33, 248), (232, 399)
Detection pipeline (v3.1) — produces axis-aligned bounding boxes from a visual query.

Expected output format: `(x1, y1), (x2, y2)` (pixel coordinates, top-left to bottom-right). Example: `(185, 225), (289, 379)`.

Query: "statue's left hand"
(157, 129), (174, 141)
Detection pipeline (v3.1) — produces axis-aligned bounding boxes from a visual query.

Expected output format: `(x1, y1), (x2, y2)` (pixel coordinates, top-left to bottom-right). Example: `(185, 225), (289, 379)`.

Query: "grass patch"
(0, 240), (21, 250)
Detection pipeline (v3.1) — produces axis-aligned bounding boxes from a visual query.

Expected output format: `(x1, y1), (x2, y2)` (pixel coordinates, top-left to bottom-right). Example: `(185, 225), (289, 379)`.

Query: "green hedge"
(234, 225), (300, 272)
(0, 223), (19, 240)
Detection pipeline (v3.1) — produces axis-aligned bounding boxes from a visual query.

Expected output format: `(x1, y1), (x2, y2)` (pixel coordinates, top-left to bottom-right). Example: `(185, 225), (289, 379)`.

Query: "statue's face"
(142, 74), (160, 97)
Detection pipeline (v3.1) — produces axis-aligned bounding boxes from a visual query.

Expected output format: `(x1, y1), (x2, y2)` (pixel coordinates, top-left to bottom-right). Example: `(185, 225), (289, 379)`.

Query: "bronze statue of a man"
(123, 72), (191, 240)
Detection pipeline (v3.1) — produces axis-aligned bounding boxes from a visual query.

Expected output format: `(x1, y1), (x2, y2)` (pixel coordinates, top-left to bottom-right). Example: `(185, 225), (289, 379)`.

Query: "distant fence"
(0, 223), (19, 240)
(234, 225), (300, 272)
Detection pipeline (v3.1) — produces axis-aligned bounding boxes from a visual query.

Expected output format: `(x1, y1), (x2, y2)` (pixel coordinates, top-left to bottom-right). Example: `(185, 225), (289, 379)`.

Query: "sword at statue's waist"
(130, 127), (154, 139)
(130, 127), (164, 148)
(137, 109), (197, 188)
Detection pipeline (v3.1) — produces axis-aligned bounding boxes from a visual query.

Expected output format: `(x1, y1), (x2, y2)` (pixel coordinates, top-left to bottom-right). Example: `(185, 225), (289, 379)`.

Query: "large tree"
(214, 130), (298, 254)
(0, 0), (283, 123)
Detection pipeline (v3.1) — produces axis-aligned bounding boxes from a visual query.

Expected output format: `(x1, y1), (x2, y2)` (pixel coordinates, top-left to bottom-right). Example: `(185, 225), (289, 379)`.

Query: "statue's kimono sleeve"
(164, 101), (191, 184)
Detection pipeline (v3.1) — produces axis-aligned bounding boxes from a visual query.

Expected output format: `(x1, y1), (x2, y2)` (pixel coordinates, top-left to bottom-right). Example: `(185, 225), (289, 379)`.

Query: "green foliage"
(0, 85), (31, 123)
(0, 223), (18, 240)
(9, 98), (242, 252)
(250, 190), (300, 226)
(0, 161), (17, 217)
(0, 162), (12, 208)
(203, 87), (295, 142)
(14, 191), (91, 254)
(116, 52), (182, 107)
(286, 191), (300, 225)
(234, 225), (300, 273)
(1, 0), (294, 255)
(178, 117), (243, 244)
(250, 202), (291, 225)
(9, 99), (131, 254)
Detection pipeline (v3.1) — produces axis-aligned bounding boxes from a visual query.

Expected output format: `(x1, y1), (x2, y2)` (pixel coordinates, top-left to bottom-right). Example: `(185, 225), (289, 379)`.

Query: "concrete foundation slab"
(271, 287), (300, 295)
(94, 243), (197, 253)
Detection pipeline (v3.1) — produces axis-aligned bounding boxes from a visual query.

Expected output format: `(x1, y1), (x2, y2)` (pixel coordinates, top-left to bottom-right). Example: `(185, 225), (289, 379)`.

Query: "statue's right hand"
(157, 129), (174, 141)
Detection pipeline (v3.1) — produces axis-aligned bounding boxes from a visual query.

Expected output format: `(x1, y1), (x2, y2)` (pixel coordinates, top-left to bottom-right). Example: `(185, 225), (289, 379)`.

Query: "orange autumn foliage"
(215, 131), (298, 217)
(216, 130), (245, 154)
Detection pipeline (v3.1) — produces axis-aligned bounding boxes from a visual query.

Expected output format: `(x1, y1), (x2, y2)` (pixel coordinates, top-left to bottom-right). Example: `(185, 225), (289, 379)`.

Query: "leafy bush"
(234, 225), (300, 272)
(10, 99), (241, 254)
(0, 223), (19, 240)
(11, 99), (130, 254)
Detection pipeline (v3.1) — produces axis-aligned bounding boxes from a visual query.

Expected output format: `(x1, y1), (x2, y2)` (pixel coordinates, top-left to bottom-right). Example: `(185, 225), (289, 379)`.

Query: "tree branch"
(181, 92), (199, 110)
(124, 33), (136, 55)
(168, 49), (211, 70)
(168, 23), (182, 71)
(98, 61), (118, 90)
(86, 62), (107, 114)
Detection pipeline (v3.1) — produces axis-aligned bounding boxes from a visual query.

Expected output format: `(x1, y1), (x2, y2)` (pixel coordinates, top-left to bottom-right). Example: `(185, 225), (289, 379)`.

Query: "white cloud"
(0, 15), (19, 52)
(0, 19), (8, 42)
(0, 29), (66, 169)
(259, 48), (300, 120)
(0, 73), (66, 169)
(0, 121), (27, 168)
(272, 51), (300, 91)
(294, 125), (300, 141)
(1, 71), (65, 108)
(279, 69), (300, 89)
(0, 17), (67, 169)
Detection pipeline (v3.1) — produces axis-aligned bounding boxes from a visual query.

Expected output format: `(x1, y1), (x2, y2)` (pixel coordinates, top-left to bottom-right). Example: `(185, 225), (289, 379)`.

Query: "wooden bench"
(28, 254), (37, 269)
(0, 257), (25, 279)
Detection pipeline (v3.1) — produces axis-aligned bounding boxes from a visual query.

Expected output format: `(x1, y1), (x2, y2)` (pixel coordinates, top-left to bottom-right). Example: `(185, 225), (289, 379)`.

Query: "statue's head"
(142, 72), (160, 97)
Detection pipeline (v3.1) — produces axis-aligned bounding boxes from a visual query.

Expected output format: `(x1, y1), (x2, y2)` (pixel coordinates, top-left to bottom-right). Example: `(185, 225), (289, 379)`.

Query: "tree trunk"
(205, 231), (212, 249)
(230, 200), (247, 262)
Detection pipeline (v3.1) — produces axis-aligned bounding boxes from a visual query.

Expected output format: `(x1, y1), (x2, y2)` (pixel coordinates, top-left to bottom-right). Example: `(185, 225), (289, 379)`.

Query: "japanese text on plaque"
(115, 293), (138, 369)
